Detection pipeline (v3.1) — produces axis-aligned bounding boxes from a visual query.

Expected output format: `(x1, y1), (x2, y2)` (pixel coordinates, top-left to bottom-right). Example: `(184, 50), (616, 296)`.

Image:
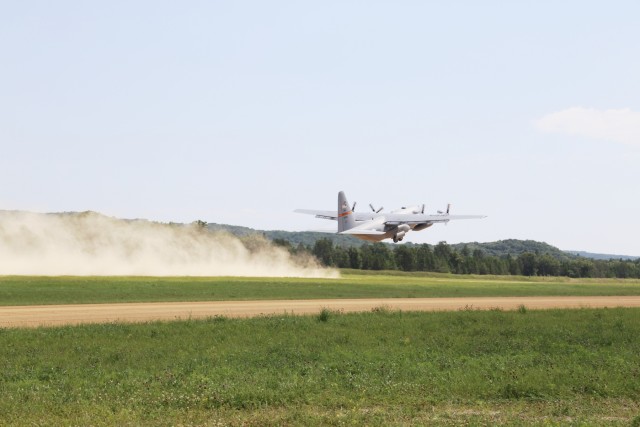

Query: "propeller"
(437, 204), (451, 215)
(421, 204), (425, 214)
(352, 202), (356, 212)
(369, 204), (383, 213)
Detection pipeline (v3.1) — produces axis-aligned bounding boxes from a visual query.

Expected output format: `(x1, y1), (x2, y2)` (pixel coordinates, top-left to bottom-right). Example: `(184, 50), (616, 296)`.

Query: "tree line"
(274, 238), (640, 279)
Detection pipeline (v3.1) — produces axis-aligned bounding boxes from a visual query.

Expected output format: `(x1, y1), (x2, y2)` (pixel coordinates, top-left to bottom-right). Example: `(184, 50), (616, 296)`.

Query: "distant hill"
(564, 251), (639, 261)
(206, 223), (365, 247)
(4, 213), (634, 261)
(448, 239), (574, 260)
(207, 223), (637, 261)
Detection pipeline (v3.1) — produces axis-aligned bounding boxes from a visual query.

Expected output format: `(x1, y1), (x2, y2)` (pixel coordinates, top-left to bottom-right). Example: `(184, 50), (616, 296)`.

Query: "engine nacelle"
(392, 224), (411, 242)
(412, 223), (433, 232)
(397, 224), (411, 233)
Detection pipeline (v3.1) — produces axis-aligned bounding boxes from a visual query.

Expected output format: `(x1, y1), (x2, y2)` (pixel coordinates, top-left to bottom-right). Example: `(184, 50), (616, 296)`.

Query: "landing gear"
(392, 227), (409, 243)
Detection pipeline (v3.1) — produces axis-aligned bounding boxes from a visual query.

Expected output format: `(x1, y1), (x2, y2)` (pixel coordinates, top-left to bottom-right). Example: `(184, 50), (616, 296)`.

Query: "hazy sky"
(2, 1), (639, 255)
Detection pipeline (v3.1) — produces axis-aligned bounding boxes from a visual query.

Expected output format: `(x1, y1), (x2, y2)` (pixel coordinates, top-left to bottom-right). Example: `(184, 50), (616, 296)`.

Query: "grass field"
(1, 307), (640, 425)
(2, 270), (640, 306)
(3, 272), (640, 425)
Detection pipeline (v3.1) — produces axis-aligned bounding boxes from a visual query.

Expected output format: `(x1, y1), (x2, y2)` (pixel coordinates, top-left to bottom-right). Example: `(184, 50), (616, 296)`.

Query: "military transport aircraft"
(295, 191), (486, 243)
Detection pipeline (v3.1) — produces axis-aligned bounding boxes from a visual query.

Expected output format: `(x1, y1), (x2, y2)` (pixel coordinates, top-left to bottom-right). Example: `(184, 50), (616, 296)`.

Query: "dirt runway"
(2, 296), (640, 328)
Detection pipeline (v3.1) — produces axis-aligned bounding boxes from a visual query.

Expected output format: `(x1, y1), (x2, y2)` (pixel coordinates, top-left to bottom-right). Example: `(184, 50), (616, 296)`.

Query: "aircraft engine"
(412, 223), (433, 232)
(397, 224), (410, 233)
(393, 224), (411, 242)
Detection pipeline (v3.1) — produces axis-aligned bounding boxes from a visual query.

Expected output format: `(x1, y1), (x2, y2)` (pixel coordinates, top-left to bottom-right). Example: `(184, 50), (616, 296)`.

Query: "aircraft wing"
(294, 209), (383, 221)
(339, 228), (386, 236)
(383, 214), (486, 225)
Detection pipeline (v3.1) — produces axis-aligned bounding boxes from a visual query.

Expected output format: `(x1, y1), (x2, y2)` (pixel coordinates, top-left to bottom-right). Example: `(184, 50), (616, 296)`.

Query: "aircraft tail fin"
(337, 191), (356, 232)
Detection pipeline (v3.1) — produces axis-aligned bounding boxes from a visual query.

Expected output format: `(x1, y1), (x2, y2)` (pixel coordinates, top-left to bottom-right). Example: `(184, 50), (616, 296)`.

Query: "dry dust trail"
(0, 210), (334, 277)
(2, 296), (640, 328)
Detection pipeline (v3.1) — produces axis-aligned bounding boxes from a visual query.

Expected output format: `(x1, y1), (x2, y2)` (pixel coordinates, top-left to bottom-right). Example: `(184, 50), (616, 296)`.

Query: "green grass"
(1, 308), (640, 425)
(2, 271), (640, 306)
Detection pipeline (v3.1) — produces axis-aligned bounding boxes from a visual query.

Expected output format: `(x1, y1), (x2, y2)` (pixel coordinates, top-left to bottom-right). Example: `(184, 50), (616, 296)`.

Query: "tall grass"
(1, 308), (639, 425)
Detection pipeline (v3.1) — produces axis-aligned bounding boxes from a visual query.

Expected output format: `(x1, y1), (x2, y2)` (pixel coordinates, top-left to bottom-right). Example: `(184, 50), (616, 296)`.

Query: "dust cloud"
(0, 211), (337, 278)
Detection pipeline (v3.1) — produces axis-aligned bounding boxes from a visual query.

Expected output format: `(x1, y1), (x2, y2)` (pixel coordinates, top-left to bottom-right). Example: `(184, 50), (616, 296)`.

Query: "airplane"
(295, 191), (486, 243)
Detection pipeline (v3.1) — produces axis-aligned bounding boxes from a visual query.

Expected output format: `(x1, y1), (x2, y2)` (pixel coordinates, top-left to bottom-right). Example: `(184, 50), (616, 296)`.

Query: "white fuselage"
(349, 206), (430, 242)
(294, 191), (485, 243)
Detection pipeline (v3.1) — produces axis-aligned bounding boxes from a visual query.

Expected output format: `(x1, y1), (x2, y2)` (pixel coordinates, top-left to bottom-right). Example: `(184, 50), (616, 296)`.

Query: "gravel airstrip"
(3, 295), (640, 328)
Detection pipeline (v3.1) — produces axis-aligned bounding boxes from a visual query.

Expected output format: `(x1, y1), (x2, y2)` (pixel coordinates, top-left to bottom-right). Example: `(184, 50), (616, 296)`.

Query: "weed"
(371, 305), (392, 314)
(317, 308), (331, 322)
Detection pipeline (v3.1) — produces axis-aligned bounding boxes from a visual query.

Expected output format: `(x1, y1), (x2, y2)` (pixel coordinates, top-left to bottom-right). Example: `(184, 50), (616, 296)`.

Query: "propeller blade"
(352, 202), (357, 211)
(446, 203), (451, 214)
(369, 204), (383, 213)
(421, 204), (425, 214)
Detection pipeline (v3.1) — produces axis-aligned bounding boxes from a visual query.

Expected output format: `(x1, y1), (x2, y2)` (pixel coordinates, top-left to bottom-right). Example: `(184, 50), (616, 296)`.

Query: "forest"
(275, 239), (640, 279)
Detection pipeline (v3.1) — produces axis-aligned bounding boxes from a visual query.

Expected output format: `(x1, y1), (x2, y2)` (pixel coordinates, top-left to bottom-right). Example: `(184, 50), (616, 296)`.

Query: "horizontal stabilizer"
(294, 209), (338, 220)
(295, 209), (383, 222)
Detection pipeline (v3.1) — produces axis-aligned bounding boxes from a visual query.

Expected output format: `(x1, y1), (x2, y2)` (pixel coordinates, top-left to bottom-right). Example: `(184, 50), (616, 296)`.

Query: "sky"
(1, 1), (639, 256)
